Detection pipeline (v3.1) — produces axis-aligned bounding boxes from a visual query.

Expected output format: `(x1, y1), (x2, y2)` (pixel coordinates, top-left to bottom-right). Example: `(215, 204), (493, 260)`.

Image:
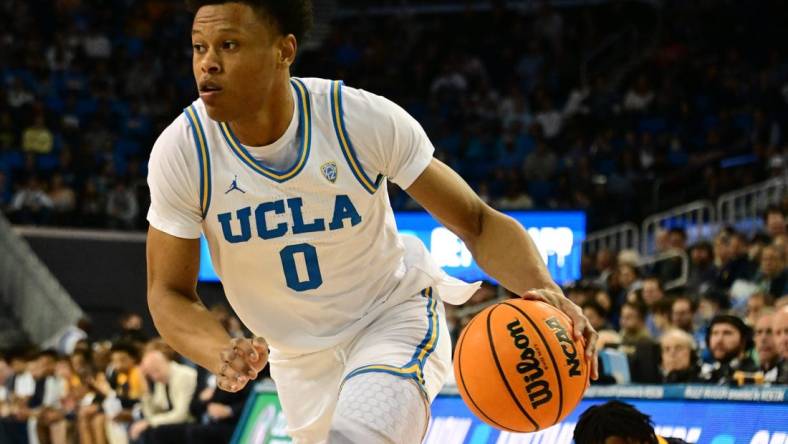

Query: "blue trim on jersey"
(218, 79), (311, 183)
(342, 287), (438, 394)
(413, 288), (439, 375)
(183, 105), (211, 219)
(330, 80), (384, 194)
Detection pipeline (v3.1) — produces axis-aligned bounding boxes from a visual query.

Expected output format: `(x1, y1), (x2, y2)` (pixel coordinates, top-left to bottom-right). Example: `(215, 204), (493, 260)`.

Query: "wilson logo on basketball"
(545, 317), (582, 377)
(506, 319), (553, 409)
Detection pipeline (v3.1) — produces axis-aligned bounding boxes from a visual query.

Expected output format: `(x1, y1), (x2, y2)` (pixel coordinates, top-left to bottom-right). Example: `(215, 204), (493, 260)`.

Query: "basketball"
(453, 298), (589, 433)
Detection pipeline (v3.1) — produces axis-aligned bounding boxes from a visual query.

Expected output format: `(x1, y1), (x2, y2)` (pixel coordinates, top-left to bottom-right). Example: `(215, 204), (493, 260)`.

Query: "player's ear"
(277, 34), (297, 68)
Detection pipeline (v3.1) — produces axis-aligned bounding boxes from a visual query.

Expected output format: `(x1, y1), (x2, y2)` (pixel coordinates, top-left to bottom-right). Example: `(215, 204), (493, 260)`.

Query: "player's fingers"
(521, 290), (546, 302)
(232, 338), (258, 363)
(585, 326), (599, 380)
(250, 337), (269, 369)
(216, 375), (242, 393)
(219, 347), (254, 380)
(218, 359), (250, 385)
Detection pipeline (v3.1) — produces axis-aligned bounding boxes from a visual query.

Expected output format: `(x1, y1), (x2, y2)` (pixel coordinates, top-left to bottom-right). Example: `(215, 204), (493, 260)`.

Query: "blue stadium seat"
(599, 348), (631, 384)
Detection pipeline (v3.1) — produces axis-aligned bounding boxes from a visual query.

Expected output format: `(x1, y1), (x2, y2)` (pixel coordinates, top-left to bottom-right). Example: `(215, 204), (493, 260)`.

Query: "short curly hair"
(186, 0), (313, 42)
(574, 401), (658, 444)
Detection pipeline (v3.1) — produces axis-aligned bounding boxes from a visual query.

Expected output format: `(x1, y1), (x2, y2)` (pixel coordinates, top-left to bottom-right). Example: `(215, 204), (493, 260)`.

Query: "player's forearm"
(147, 288), (230, 374)
(466, 208), (560, 295)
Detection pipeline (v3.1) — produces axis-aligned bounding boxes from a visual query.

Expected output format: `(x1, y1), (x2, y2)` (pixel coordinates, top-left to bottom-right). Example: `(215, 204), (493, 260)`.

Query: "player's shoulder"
(150, 100), (203, 161)
(295, 77), (392, 110)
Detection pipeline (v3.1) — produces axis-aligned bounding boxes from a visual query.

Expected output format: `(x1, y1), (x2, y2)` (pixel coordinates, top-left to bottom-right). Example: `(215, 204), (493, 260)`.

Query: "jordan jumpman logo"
(225, 175), (246, 194)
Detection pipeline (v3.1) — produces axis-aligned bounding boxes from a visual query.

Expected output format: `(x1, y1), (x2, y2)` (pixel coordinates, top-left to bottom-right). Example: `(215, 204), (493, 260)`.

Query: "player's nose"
(200, 50), (222, 74)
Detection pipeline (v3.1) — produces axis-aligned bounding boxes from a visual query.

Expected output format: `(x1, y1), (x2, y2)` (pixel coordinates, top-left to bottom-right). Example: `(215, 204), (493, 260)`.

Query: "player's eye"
(192, 43), (206, 53)
(222, 41), (238, 50)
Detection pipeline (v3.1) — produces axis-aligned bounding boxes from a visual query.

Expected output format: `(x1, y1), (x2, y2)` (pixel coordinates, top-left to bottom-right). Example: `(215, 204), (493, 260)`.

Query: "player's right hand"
(217, 336), (269, 392)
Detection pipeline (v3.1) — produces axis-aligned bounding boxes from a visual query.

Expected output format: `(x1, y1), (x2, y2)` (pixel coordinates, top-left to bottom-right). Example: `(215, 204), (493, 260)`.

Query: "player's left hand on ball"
(521, 288), (599, 381)
(217, 336), (269, 392)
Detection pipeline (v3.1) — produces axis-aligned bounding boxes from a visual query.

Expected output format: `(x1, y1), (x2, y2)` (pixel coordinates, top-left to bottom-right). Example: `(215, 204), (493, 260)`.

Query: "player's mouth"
(199, 81), (224, 102)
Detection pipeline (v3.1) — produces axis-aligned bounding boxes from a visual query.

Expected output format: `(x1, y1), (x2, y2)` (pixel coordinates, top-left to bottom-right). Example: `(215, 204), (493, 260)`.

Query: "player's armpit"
(404, 158), (486, 242)
(146, 226), (231, 374)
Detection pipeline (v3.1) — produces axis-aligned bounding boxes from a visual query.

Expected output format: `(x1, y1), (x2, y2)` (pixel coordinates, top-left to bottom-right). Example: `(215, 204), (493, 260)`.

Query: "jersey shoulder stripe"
(330, 80), (384, 194)
(183, 104), (212, 219)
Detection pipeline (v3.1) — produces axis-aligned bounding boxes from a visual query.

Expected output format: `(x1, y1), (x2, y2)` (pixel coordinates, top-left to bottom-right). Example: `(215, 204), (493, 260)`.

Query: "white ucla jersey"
(147, 77), (478, 354)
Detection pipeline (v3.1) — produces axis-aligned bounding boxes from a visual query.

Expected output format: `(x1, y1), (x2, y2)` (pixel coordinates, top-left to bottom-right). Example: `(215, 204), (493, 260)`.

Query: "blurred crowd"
(0, 1), (787, 231)
(444, 205), (788, 387)
(0, 309), (254, 444)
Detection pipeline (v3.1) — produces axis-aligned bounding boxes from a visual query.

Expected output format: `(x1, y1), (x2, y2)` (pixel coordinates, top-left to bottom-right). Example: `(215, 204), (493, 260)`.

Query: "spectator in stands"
(36, 354), (80, 444)
(48, 173), (76, 226)
(101, 342), (145, 428)
(582, 300), (612, 333)
(715, 231), (756, 288)
(615, 263), (641, 308)
(129, 342), (197, 443)
(574, 400), (690, 444)
(745, 292), (771, 327)
(79, 181), (107, 228)
(686, 241), (718, 296)
(700, 315), (758, 384)
(619, 300), (661, 384)
(146, 367), (251, 444)
(22, 114), (54, 155)
(8, 175), (54, 225)
(623, 74), (655, 113)
(650, 298), (673, 339)
(671, 295), (707, 353)
(640, 277), (665, 337)
(619, 302), (651, 347)
(106, 179), (139, 230)
(0, 349), (35, 443)
(770, 306), (788, 384)
(113, 313), (148, 345)
(522, 139), (557, 182)
(0, 354), (10, 403)
(10, 350), (62, 444)
(651, 230), (684, 283)
(753, 245), (788, 299)
(753, 311), (781, 384)
(764, 206), (786, 239)
(660, 328), (701, 383)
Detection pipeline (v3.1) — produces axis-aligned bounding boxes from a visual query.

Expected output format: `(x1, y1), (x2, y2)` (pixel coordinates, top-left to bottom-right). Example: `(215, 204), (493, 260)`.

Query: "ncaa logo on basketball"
(545, 317), (582, 377)
(321, 161), (338, 183)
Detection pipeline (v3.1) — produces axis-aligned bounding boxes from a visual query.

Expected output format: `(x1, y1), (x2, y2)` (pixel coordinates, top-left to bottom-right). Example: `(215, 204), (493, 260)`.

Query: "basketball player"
(574, 401), (690, 444)
(146, 1), (599, 442)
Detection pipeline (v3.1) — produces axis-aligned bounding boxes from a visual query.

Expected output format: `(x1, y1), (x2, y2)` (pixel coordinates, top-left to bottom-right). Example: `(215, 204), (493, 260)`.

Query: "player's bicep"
(146, 226), (200, 298)
(405, 158), (489, 242)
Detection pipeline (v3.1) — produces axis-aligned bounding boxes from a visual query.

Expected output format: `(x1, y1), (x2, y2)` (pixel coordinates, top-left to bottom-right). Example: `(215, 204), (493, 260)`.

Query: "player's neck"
(228, 80), (294, 147)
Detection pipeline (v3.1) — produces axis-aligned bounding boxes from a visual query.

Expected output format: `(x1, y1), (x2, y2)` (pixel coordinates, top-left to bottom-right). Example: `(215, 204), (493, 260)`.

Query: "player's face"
(191, 3), (285, 122)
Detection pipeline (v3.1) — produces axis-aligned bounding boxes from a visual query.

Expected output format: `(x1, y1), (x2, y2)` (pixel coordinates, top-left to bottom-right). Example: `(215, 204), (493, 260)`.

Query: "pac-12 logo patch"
(321, 161), (338, 183)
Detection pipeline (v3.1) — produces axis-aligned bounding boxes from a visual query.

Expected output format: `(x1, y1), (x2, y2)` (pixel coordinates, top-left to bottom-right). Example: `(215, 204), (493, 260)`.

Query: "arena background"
(0, 0), (787, 443)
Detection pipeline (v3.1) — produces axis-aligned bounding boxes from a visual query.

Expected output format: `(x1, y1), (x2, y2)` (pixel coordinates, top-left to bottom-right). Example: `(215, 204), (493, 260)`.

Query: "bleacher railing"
(582, 222), (639, 255)
(717, 175), (787, 233)
(0, 213), (83, 346)
(638, 249), (689, 290)
(640, 200), (716, 255)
